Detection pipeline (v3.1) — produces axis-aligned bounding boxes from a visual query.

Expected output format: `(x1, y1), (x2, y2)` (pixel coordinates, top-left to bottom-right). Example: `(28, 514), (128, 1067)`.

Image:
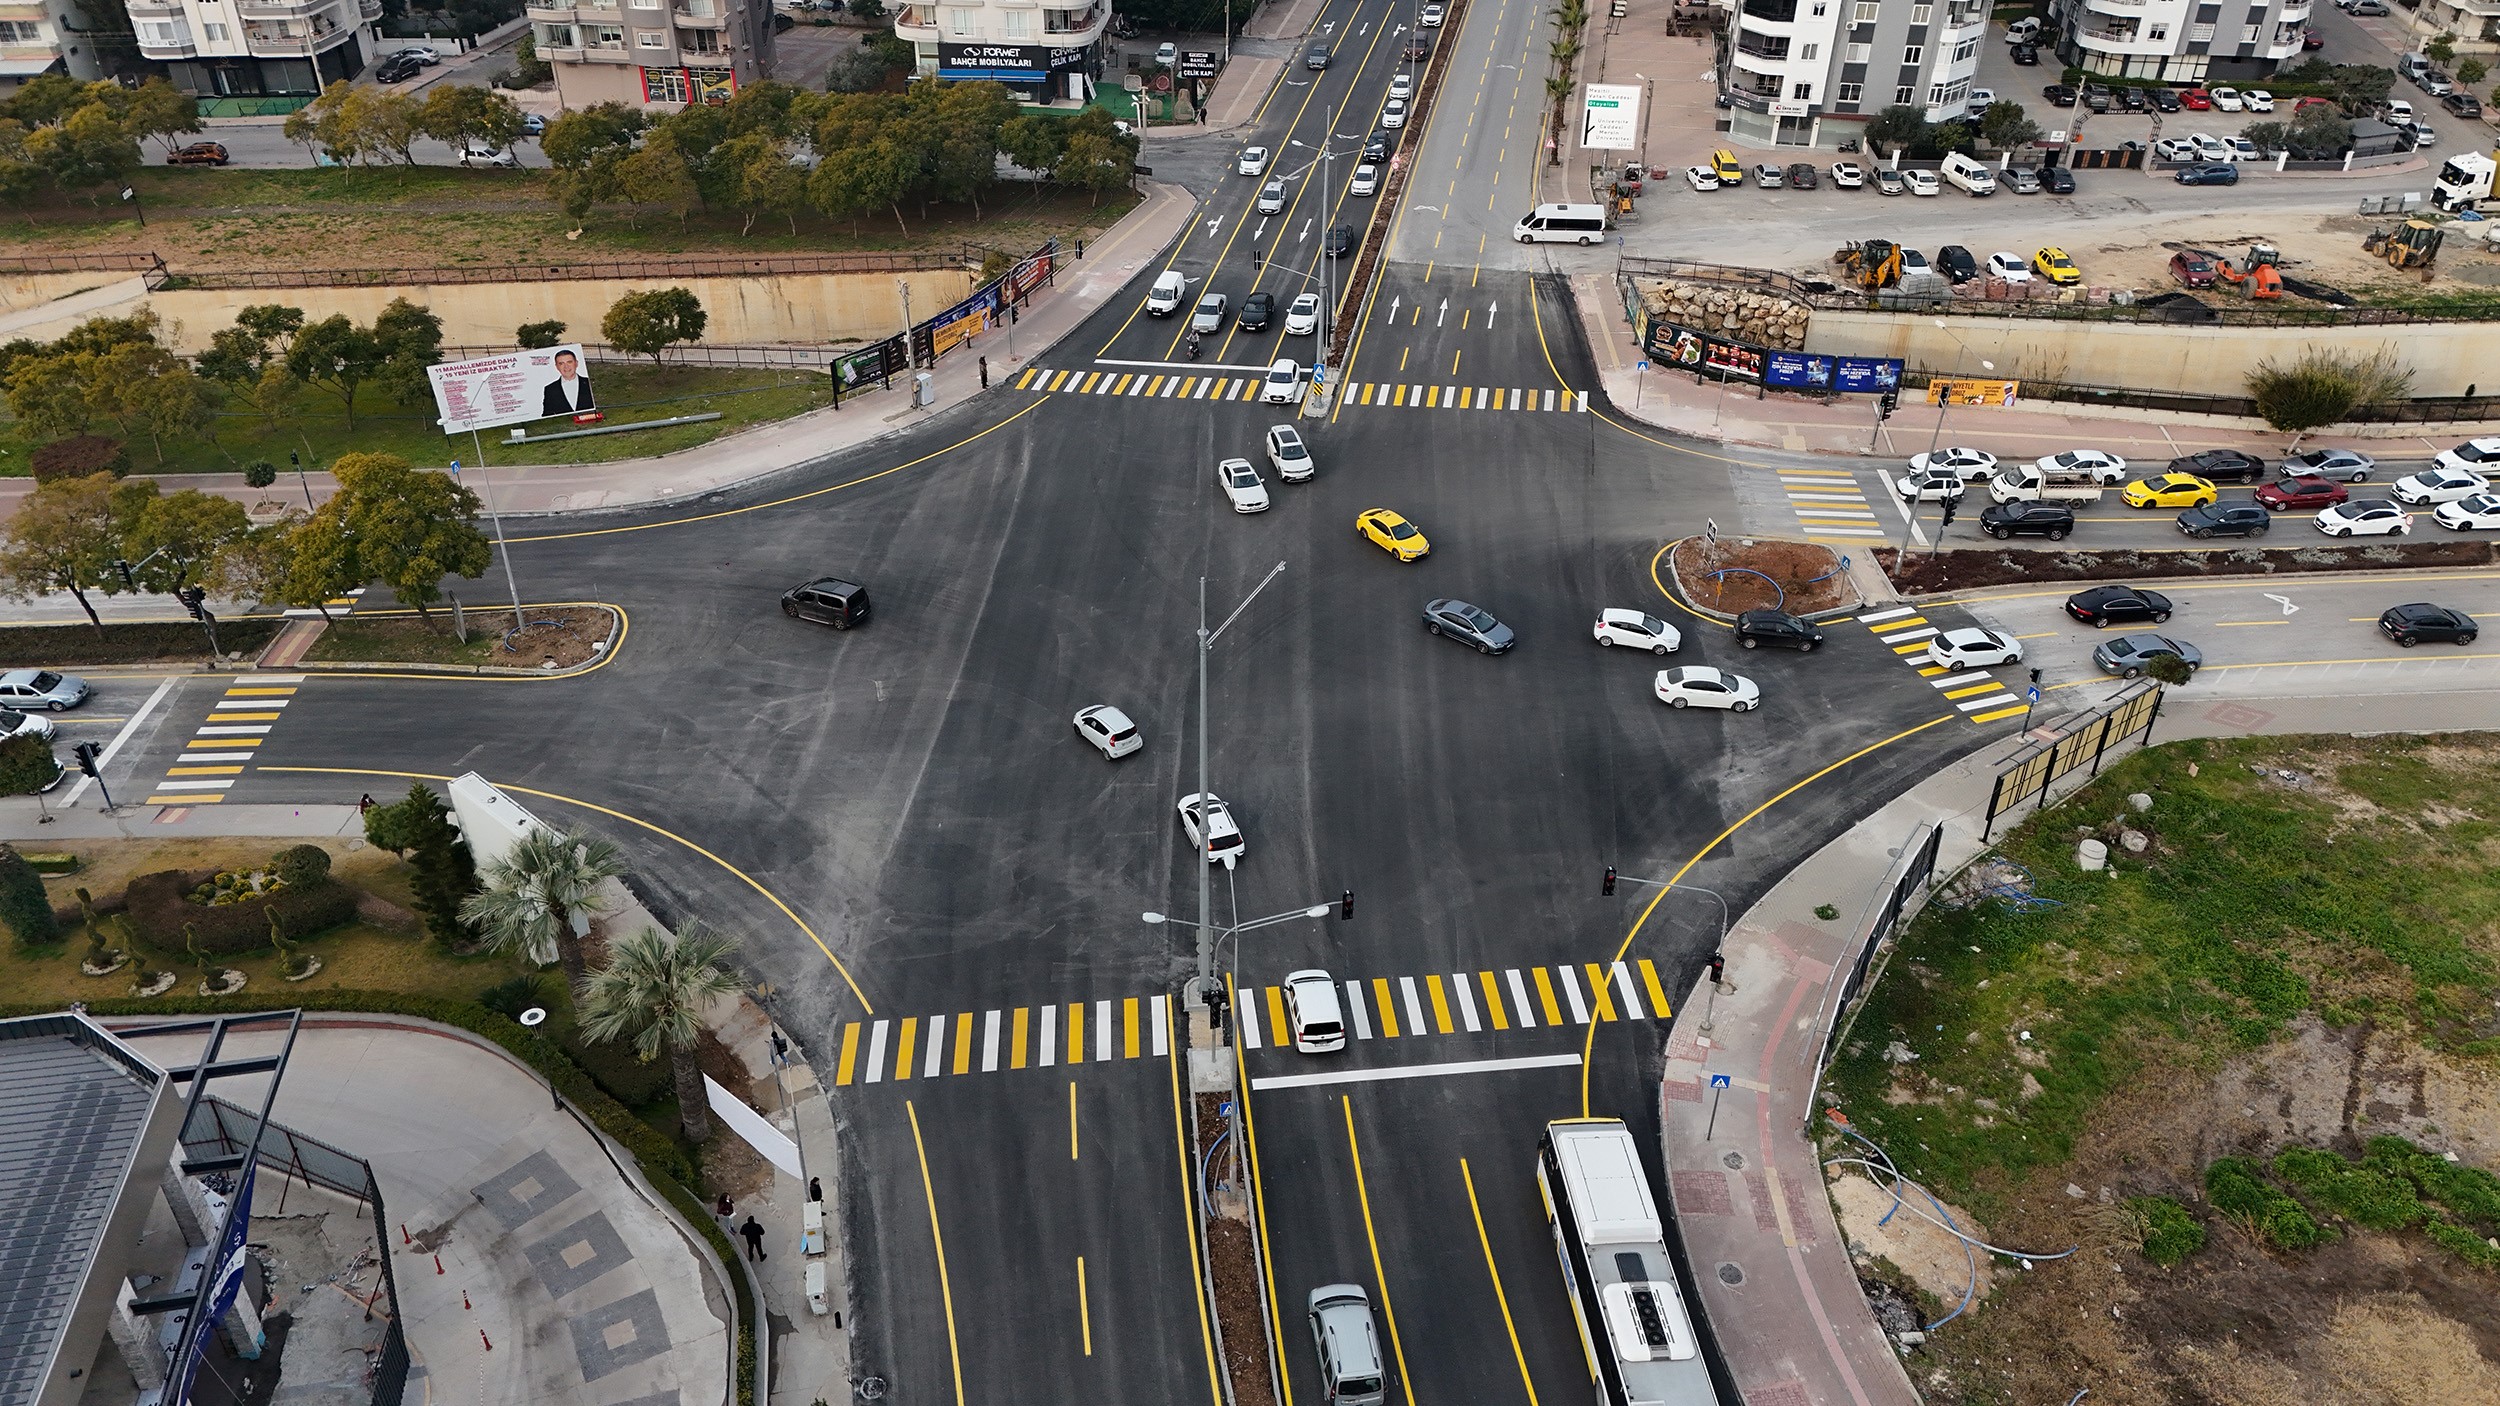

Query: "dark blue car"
(2177, 163), (2239, 185)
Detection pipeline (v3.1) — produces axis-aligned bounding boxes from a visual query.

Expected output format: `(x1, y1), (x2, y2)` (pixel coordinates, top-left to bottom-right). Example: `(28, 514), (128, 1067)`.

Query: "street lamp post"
(1189, 562), (1288, 1008)
(1912, 318), (1994, 555)
(1146, 899), (1336, 1191)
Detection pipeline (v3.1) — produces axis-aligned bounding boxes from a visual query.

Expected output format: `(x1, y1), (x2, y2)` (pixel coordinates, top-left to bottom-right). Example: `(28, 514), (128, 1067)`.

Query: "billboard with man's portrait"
(426, 343), (597, 436)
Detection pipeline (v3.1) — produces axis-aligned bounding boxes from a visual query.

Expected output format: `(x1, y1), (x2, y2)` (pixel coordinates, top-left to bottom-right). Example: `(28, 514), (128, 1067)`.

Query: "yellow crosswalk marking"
(1066, 1003), (1083, 1064)
(1478, 970), (1510, 1030)
(1532, 967), (1561, 1025)
(1372, 977), (1401, 1037)
(1427, 974), (1452, 1034)
(1123, 996), (1140, 1059)
(166, 766), (243, 776)
(895, 1017), (917, 1080)
(1584, 964), (1619, 1021)
(836, 1023), (860, 1086)
(1871, 616), (1928, 631)
(1638, 959), (1671, 1018)
(1011, 1007), (1029, 1070)
(1267, 985), (1288, 1048)
(1943, 681), (2001, 699)
(952, 1013), (974, 1076)
(147, 794), (222, 805)
(1971, 704), (2031, 723)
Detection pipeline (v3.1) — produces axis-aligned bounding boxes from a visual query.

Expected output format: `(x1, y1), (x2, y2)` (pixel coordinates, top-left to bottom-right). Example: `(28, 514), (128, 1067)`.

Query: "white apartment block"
(529, 0), (774, 110)
(2049, 0), (2309, 82)
(1723, 0), (1987, 146)
(0, 0), (109, 95)
(891, 0), (1111, 103)
(129, 0), (380, 96)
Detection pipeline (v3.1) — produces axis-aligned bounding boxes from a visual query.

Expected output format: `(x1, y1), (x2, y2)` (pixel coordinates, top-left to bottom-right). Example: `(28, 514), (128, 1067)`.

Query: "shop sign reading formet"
(1580, 83), (1642, 150)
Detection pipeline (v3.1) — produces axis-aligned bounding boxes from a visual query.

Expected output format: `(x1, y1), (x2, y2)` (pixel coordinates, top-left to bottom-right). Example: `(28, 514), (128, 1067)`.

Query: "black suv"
(1238, 290), (1274, 331)
(375, 53), (424, 82)
(2042, 83), (2077, 107)
(2066, 585), (2173, 628)
(2378, 602), (2478, 646)
(1733, 610), (1823, 652)
(2151, 87), (2182, 112)
(2167, 448), (2267, 484)
(2121, 87), (2149, 112)
(1363, 131), (1392, 162)
(2176, 502), (2271, 538)
(1936, 246), (1979, 283)
(1979, 500), (2074, 540)
(781, 577), (872, 629)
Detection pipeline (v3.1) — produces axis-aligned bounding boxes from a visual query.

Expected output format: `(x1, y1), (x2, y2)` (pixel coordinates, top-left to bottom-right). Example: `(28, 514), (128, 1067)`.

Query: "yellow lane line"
(904, 1100), (966, 1406)
(1462, 1157), (1540, 1406)
(1341, 1098), (1420, 1406)
(1174, 991), (1227, 1406)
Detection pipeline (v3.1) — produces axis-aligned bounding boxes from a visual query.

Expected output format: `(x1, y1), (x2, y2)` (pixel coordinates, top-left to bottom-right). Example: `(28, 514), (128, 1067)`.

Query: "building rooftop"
(0, 1014), (165, 1406)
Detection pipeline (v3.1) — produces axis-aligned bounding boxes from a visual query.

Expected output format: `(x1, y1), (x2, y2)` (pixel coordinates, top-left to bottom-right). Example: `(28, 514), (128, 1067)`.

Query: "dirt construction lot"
(1821, 733), (2500, 1406)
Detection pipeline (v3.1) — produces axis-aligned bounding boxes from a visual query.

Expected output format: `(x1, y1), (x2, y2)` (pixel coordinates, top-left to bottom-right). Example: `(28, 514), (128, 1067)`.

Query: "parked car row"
(1687, 150), (2074, 196)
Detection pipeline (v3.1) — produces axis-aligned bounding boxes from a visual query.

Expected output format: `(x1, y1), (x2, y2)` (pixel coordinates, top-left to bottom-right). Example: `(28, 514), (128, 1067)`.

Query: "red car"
(2169, 251), (2218, 287)
(2181, 88), (2214, 109)
(2295, 95), (2340, 113)
(2304, 28), (2325, 48)
(2254, 474), (2350, 511)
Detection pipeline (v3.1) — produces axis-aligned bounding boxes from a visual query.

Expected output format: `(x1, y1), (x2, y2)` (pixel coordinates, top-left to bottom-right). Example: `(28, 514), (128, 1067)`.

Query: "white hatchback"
(1261, 358), (1304, 404)
(1266, 424), (1314, 481)
(1685, 165), (1720, 192)
(1073, 704), (1143, 760)
(1925, 627), (2024, 671)
(1285, 969), (1346, 1052)
(1382, 98), (1407, 128)
(1831, 161), (1865, 188)
(1350, 163), (1380, 196)
(1256, 180), (1288, 214)
(1986, 251), (2032, 282)
(1237, 146), (1271, 176)
(1218, 457), (1270, 513)
(1178, 792), (1245, 868)
(1593, 608), (1683, 655)
(1911, 446), (1999, 481)
(1389, 73), (1412, 101)
(1654, 666), (1759, 711)
(1284, 293), (1322, 336)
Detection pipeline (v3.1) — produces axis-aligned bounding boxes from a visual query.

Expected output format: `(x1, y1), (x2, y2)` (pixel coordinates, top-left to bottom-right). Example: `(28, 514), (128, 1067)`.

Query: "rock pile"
(1639, 279), (1811, 349)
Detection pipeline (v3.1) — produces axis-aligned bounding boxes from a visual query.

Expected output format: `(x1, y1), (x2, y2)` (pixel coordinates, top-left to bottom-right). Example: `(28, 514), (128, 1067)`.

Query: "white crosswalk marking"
(924, 1015), (946, 1078)
(982, 1009), (1002, 1072)
(1241, 994), (1263, 1049)
(1506, 968), (1536, 1027)
(865, 1020), (889, 1084)
(1095, 999), (1113, 1062)
(1152, 995), (1170, 1057)
(1344, 981), (1374, 1040)
(1611, 961), (1644, 1021)
(1559, 965), (1590, 1024)
(1452, 974), (1481, 1032)
(1400, 976), (1426, 1036)
(1040, 1004), (1057, 1067)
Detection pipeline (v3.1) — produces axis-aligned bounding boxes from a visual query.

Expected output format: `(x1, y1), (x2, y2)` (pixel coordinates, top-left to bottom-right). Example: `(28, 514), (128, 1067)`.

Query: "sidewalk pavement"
(0, 178), (1197, 522)
(110, 1016), (734, 1406)
(1656, 686), (2500, 1406)
(1243, 0), (1327, 41)
(1566, 271), (2500, 459)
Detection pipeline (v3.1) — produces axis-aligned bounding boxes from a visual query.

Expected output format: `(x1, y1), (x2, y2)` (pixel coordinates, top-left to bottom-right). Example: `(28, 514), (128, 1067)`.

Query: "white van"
(1941, 152), (1997, 195)
(1146, 270), (1188, 316)
(1512, 202), (1608, 245)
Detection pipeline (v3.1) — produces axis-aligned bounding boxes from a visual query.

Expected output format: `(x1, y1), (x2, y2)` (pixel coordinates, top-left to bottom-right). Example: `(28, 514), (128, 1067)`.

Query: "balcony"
(893, 5), (936, 33)
(1736, 30), (1791, 58)
(2084, 0), (2145, 8)
(1043, 4), (1104, 34)
(671, 3), (723, 24)
(1741, 0), (1797, 19)
(679, 30), (722, 52)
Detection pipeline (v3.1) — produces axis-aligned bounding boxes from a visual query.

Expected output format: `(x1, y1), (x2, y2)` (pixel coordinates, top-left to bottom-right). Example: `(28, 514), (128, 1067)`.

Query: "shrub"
(363, 790), (427, 856)
(29, 435), (128, 483)
(123, 868), (359, 955)
(2205, 1156), (2333, 1250)
(0, 844), (58, 947)
(2421, 1217), (2500, 1270)
(515, 320), (568, 349)
(242, 460), (278, 489)
(2273, 1146), (2423, 1230)
(2364, 1134), (2500, 1222)
(271, 843), (332, 887)
(479, 971), (552, 1020)
(2127, 1195), (2206, 1265)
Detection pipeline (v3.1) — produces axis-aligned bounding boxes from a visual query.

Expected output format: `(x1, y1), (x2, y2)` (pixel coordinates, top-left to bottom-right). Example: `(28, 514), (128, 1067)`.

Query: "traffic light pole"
(1598, 867), (1731, 1022)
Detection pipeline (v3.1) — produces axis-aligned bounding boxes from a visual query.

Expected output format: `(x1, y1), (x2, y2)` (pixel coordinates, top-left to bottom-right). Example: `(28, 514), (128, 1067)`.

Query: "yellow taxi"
(1356, 508), (1430, 561)
(2032, 246), (2082, 285)
(1710, 149), (1743, 185)
(2120, 472), (2218, 509)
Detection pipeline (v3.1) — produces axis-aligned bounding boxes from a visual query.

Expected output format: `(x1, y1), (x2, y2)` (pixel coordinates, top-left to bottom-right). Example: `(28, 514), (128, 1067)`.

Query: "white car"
(1593, 608), (1682, 655)
(2434, 491), (2500, 529)
(1265, 424), (1314, 481)
(1256, 180), (1288, 214)
(2153, 137), (2199, 162)
(1985, 251), (2032, 283)
(1349, 163), (1380, 196)
(2384, 99), (2415, 123)
(1903, 170), (1940, 196)
(1389, 73), (1412, 100)
(2035, 449), (2129, 484)
(1831, 161), (1865, 188)
(1285, 969), (1345, 1053)
(1420, 2), (1444, 22)
(457, 142), (519, 169)
(1654, 666), (1759, 711)
(2211, 86), (2244, 111)
(1284, 292), (1321, 336)
(393, 44), (441, 65)
(0, 708), (57, 743)
(1261, 358), (1304, 404)
(1925, 627), (2024, 671)
(1685, 165), (1721, 192)
(2393, 467), (2491, 504)
(2314, 500), (2413, 536)
(1178, 792), (1245, 868)
(1910, 446), (1999, 481)
(1237, 146), (1271, 176)
(2245, 89), (2275, 111)
(1073, 704), (1142, 760)
(1218, 457), (1271, 512)
(1382, 98), (1407, 128)
(1893, 467), (1968, 502)
(2228, 136), (2261, 161)
(1899, 248), (1930, 276)
(2433, 437), (2500, 474)
(1155, 40), (1178, 65)
(2190, 133), (2233, 162)
(1965, 87), (1996, 117)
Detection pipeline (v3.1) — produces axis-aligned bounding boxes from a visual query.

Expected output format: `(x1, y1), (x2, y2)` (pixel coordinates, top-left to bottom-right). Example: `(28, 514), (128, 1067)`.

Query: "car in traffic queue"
(1654, 666), (1760, 711)
(2314, 500), (2413, 536)
(1356, 508), (1429, 561)
(1286, 973), (1347, 1052)
(1349, 164), (1381, 196)
(2121, 472), (2218, 509)
(2280, 447), (2376, 482)
(2176, 502), (2272, 538)
(1237, 146), (1271, 176)
(1910, 446), (1997, 480)
(1238, 290), (1274, 332)
(2167, 449), (2268, 484)
(2392, 467), (2492, 505)
(1979, 500), (2076, 539)
(1261, 359), (1304, 404)
(2254, 474), (2349, 511)
(1257, 180), (1288, 214)
(2434, 437), (2500, 475)
(1593, 609), (1682, 654)
(2066, 585), (2173, 627)
(2377, 603), (2479, 646)
(2433, 491), (2500, 530)
(1284, 293), (1321, 336)
(1893, 466), (1969, 502)
(2093, 632), (2203, 679)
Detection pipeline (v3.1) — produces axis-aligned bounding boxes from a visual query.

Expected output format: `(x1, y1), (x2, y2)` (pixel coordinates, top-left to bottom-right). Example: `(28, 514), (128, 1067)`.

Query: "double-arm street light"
(1183, 562), (1288, 1011)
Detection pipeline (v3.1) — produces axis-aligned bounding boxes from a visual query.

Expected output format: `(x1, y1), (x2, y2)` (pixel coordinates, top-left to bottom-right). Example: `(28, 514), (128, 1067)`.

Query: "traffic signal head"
(72, 741), (101, 778)
(112, 558), (136, 592)
(177, 585), (206, 620)
(1339, 889), (1355, 920)
(1938, 496), (1958, 527)
(1602, 865), (1618, 897)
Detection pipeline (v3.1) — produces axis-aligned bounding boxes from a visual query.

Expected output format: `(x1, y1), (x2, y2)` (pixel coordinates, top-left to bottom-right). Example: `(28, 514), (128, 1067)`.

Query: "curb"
(284, 604), (622, 678)
(1660, 535), (1866, 624)
(1881, 543), (2500, 604)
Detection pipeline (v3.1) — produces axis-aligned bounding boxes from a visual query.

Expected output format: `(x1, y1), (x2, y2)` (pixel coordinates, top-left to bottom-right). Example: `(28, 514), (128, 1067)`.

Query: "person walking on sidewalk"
(714, 1192), (734, 1231)
(739, 1215), (768, 1262)
(808, 1176), (823, 1204)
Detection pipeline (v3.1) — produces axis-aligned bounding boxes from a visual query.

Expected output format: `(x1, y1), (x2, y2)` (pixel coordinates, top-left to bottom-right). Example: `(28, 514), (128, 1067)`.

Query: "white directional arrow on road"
(2264, 592), (2299, 616)
(1207, 215), (1222, 235)
(1388, 295), (1402, 321)
(1298, 217), (1312, 243)
(1358, 21), (1370, 34)
(1255, 218), (1268, 239)
(1437, 298), (1448, 327)
(1487, 300), (1498, 328)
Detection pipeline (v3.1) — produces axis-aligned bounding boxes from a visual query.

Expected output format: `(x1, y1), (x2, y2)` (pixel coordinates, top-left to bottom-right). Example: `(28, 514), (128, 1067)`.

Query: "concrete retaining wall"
(0, 269), (978, 354)
(1806, 308), (2494, 398)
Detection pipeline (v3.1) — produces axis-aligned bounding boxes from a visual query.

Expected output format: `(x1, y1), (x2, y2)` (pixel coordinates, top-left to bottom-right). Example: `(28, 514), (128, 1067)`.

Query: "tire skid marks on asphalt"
(1781, 469), (1887, 542)
(1852, 606), (2029, 725)
(1237, 959), (1674, 1051)
(145, 676), (304, 805)
(831, 994), (1173, 1088)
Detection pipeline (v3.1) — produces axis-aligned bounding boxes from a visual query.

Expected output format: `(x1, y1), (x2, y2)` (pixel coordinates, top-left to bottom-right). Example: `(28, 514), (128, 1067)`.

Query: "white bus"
(1537, 1118), (1720, 1406)
(1514, 203), (1609, 244)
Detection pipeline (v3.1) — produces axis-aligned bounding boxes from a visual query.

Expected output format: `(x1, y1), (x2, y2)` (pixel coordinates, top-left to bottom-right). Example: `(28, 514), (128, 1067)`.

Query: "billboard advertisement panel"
(1581, 83), (1642, 150)
(1833, 356), (1903, 394)
(425, 344), (595, 436)
(1764, 351), (1835, 391)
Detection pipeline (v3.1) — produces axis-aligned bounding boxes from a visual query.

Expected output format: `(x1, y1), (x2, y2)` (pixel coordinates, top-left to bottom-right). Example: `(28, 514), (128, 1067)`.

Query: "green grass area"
(12, 916), (512, 1007)
(303, 607), (606, 666)
(0, 364), (835, 477)
(1821, 735), (2500, 1216)
(0, 617), (285, 668)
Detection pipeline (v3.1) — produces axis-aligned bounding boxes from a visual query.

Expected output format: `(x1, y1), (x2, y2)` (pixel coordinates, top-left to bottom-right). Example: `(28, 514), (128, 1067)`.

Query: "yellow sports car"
(2032, 246), (2082, 285)
(2121, 472), (2217, 509)
(1356, 508), (1430, 561)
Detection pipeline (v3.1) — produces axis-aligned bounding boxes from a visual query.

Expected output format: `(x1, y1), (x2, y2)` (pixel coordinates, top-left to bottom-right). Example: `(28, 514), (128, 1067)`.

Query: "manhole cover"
(857, 1378), (888, 1401)
(1722, 1151), (1746, 1170)
(1717, 1262), (1745, 1286)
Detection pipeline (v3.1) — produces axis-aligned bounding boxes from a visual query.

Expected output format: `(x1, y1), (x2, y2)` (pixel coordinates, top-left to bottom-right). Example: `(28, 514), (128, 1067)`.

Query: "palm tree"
(577, 922), (745, 1142)
(460, 825), (626, 989)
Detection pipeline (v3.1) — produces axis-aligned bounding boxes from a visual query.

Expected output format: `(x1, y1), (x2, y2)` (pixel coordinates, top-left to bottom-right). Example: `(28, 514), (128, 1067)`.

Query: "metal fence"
(1983, 683), (2163, 840)
(1814, 820), (1944, 1077)
(157, 249), (971, 291)
(0, 252), (169, 276)
(179, 1095), (406, 1406)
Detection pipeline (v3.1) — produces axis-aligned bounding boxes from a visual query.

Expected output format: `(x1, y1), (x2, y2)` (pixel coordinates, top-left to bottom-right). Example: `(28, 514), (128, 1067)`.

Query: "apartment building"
(1723, 0), (1988, 146)
(891, 0), (1110, 103)
(128, 0), (371, 95)
(530, 0), (774, 110)
(0, 0), (110, 95)
(2048, 0), (2308, 82)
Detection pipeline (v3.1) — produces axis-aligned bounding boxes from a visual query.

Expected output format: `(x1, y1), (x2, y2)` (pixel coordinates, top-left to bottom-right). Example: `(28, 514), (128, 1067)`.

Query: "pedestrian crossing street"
(1853, 606), (2030, 725)
(1011, 364), (1589, 414)
(824, 958), (1676, 1089)
(146, 675), (303, 805)
(1780, 468), (1889, 543)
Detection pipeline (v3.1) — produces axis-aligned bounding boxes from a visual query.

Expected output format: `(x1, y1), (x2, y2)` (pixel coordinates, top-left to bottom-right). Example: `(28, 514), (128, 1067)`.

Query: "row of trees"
(0, 453), (492, 634)
(1545, 0), (1590, 167)
(1863, 101), (2040, 160)
(283, 79), (537, 166)
(0, 75), (201, 205)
